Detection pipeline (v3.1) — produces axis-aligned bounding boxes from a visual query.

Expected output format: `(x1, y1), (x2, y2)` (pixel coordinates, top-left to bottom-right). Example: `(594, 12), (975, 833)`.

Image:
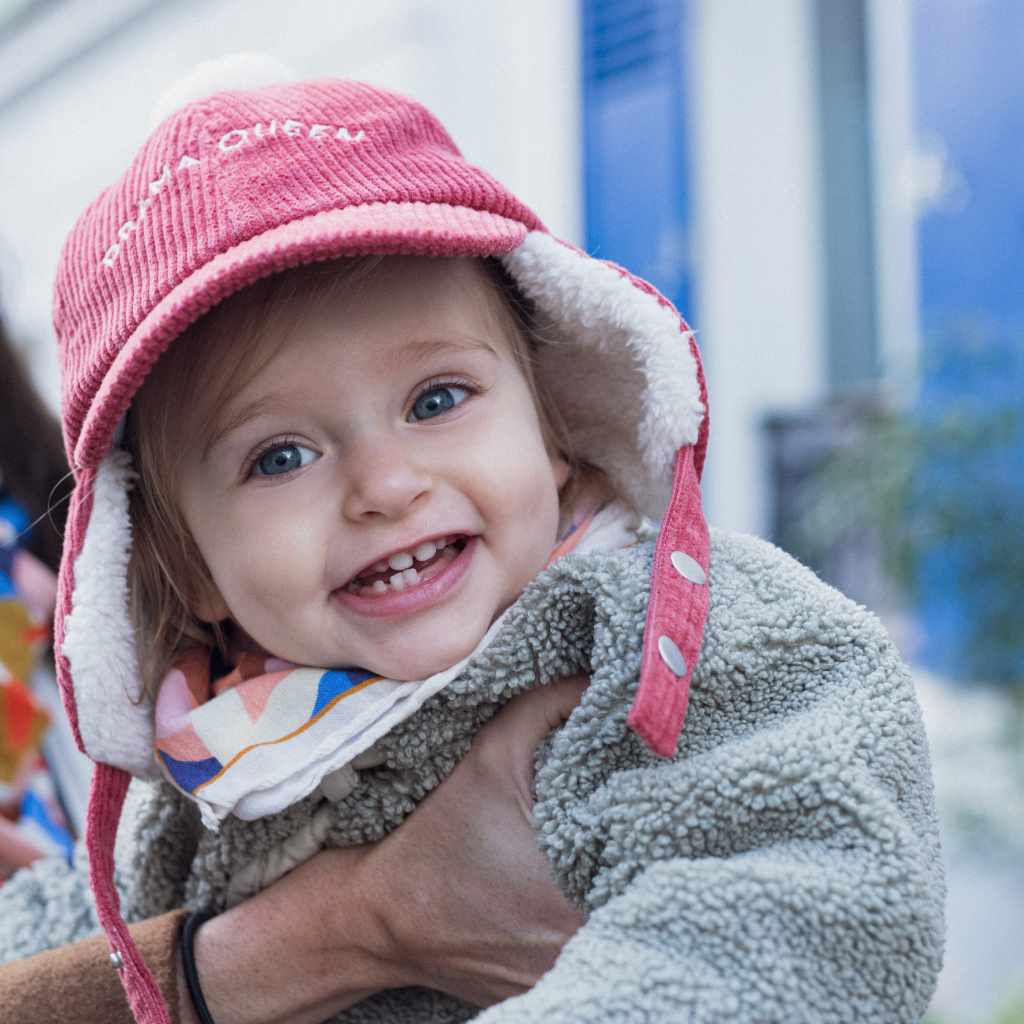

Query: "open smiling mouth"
(342, 536), (470, 597)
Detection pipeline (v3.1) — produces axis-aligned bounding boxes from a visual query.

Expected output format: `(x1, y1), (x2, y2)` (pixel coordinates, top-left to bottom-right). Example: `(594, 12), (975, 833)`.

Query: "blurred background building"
(0, 0), (1020, 1020)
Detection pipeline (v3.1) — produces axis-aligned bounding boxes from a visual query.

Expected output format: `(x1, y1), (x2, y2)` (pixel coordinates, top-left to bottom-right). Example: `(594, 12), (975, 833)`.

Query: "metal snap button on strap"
(670, 550), (706, 585)
(109, 950), (124, 970)
(657, 635), (687, 677)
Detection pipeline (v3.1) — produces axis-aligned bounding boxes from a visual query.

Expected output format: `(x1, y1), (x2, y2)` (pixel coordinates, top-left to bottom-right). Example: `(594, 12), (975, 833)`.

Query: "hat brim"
(74, 202), (528, 469)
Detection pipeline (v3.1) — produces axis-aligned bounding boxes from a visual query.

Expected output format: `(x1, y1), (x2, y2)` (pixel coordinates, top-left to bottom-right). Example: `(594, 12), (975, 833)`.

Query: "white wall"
(0, 0), (581, 407)
(691, 0), (826, 535)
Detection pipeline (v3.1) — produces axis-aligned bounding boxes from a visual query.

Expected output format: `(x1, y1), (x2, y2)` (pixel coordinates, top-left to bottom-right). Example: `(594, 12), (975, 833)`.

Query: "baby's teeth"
(388, 551), (414, 571)
(414, 541), (437, 562)
(372, 561), (388, 573)
(371, 580), (387, 595)
(388, 566), (420, 591)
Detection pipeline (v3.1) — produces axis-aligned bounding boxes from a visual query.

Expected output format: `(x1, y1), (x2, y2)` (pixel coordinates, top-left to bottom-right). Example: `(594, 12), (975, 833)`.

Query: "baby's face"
(178, 258), (568, 680)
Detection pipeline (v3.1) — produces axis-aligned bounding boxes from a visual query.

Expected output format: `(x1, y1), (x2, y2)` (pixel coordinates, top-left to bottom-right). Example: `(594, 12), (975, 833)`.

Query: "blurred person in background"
(0, 316), (73, 878)
(0, 317), (69, 576)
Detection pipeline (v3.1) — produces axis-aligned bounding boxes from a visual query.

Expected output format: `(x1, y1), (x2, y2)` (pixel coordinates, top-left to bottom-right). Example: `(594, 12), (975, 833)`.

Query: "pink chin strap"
(628, 442), (710, 755)
(87, 763), (173, 1024)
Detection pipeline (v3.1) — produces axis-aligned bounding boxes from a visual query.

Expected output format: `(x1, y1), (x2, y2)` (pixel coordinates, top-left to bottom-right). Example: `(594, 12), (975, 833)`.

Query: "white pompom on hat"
(149, 53), (297, 127)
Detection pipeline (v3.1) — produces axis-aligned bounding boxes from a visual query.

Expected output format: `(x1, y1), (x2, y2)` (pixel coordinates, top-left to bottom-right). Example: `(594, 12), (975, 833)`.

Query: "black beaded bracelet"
(180, 910), (217, 1024)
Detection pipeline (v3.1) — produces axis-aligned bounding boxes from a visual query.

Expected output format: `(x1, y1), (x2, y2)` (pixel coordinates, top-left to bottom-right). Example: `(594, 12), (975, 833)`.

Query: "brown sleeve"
(0, 909), (186, 1024)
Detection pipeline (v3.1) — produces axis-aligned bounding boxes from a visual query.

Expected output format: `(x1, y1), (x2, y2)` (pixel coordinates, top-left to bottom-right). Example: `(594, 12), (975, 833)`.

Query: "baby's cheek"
(211, 522), (299, 618)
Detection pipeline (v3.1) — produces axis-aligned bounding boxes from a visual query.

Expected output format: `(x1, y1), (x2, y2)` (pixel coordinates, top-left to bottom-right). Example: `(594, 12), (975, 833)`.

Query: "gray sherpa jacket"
(0, 527), (946, 1023)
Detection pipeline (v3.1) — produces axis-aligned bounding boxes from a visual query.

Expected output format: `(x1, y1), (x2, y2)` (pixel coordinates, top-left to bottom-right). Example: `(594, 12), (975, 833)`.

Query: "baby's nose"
(341, 437), (432, 520)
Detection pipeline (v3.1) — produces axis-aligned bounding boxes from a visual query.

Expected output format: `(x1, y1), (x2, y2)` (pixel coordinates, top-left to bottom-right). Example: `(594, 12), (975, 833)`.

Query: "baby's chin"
(244, 619), (492, 680)
(369, 635), (483, 682)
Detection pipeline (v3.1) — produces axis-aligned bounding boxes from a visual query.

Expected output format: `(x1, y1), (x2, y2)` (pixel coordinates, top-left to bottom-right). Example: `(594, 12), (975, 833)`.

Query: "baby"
(0, 70), (944, 1024)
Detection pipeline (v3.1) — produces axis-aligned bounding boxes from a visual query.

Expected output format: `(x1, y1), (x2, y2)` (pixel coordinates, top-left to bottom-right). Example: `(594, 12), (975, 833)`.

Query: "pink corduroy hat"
(53, 61), (709, 1023)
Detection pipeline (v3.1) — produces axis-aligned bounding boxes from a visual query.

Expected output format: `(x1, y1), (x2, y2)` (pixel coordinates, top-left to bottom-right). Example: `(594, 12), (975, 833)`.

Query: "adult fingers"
(471, 676), (588, 786)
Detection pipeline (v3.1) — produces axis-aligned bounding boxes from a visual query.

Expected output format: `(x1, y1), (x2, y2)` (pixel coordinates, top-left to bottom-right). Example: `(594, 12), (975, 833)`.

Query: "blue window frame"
(582, 0), (694, 321)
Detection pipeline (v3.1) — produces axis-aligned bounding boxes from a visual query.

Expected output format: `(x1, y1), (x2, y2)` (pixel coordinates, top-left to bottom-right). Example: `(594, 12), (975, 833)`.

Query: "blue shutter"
(582, 0), (694, 319)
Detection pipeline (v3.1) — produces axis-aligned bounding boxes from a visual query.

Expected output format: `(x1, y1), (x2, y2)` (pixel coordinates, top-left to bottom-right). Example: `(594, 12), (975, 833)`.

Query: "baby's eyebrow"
(395, 335), (499, 366)
(202, 394), (298, 460)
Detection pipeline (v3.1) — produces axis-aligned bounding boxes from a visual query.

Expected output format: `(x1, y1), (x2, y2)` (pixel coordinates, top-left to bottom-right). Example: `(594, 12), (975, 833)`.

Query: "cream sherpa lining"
(62, 451), (159, 779)
(503, 233), (702, 518)
(63, 233), (704, 776)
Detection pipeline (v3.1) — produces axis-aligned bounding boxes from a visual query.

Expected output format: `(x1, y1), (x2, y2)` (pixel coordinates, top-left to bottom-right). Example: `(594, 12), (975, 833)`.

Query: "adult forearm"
(0, 849), (401, 1024)
(186, 844), (400, 1024)
(0, 910), (184, 1024)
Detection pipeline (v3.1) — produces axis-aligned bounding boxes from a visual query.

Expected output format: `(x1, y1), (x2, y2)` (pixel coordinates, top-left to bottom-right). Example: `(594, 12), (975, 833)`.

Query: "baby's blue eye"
(253, 443), (317, 477)
(409, 385), (469, 422)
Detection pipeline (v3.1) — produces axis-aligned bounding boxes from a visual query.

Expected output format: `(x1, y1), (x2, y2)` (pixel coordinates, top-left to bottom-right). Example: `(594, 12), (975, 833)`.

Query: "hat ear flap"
(500, 232), (711, 758)
(501, 233), (705, 521)
(59, 450), (158, 778)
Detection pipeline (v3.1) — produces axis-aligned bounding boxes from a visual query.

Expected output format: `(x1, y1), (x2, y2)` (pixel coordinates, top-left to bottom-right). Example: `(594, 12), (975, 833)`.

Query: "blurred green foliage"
(925, 988), (1024, 1024)
(789, 330), (1023, 692)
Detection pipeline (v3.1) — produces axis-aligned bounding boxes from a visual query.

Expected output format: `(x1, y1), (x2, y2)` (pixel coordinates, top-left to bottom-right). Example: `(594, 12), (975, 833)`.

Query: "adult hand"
(364, 676), (589, 1005)
(192, 677), (587, 1024)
